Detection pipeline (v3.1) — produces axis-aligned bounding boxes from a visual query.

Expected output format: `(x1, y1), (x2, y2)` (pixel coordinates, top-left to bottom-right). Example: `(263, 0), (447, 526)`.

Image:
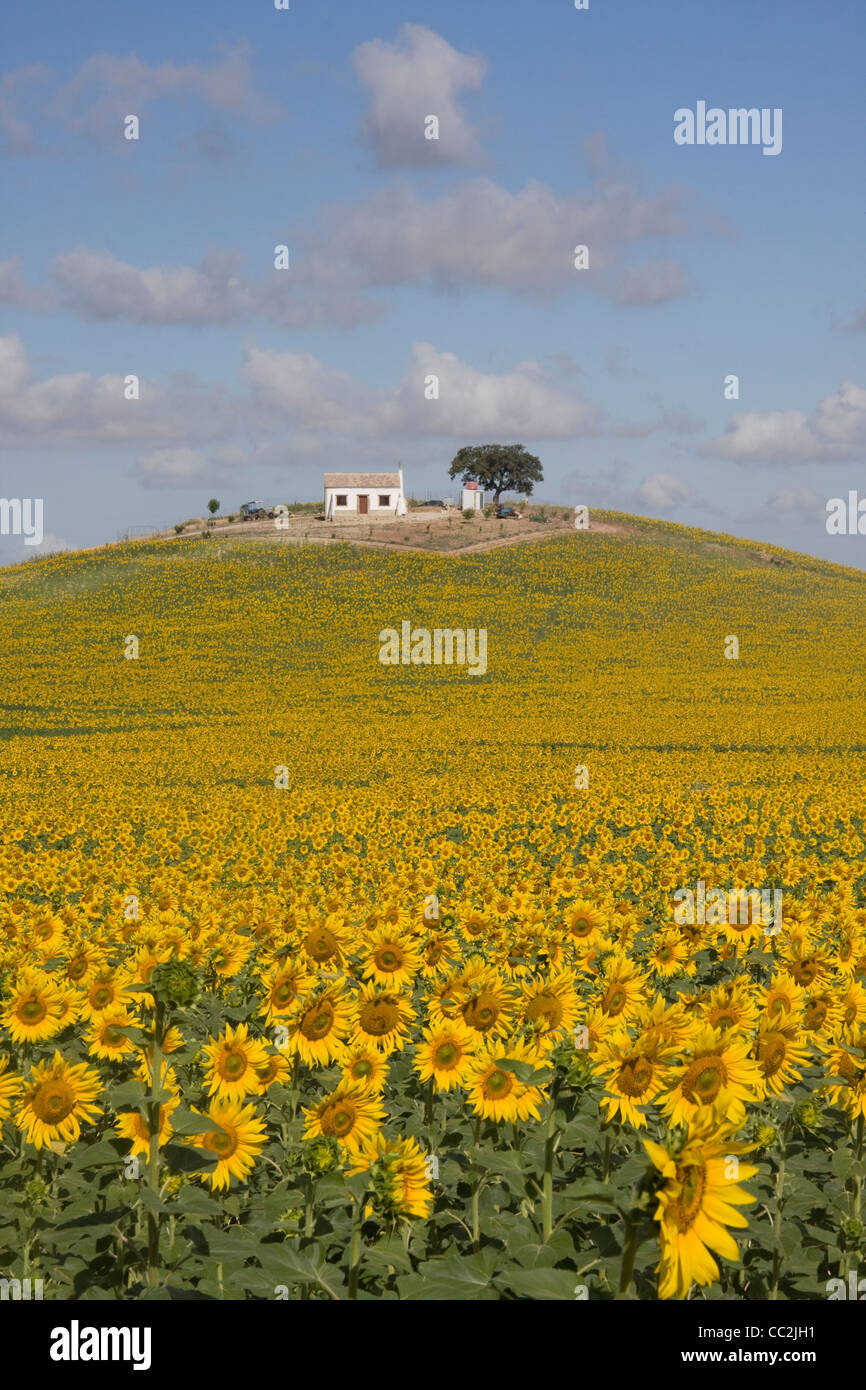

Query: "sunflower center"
(359, 999), (399, 1036)
(681, 1056), (725, 1105)
(617, 1055), (654, 1097)
(209, 1126), (237, 1157)
(791, 957), (819, 986)
(671, 1161), (707, 1231)
(305, 928), (338, 962)
(657, 946), (674, 962)
(296, 1001), (331, 1041)
(803, 999), (828, 1029)
(483, 1068), (513, 1099)
(68, 958), (88, 981)
(601, 986), (626, 1016)
(103, 1027), (125, 1046)
(374, 947), (402, 972)
(433, 1041), (459, 1069)
(91, 987), (112, 1009)
(222, 1051), (247, 1079)
(32, 1079), (75, 1124)
(758, 1034), (787, 1076)
(463, 991), (500, 1031)
(322, 1101), (356, 1137)
(526, 994), (563, 1028)
(351, 1059), (373, 1079)
(274, 981), (295, 1006)
(19, 998), (47, 1024)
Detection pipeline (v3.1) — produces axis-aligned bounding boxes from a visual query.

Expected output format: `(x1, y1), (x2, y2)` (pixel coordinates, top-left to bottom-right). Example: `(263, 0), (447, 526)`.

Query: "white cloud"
(638, 472), (691, 510)
(51, 247), (377, 328)
(611, 258), (694, 306)
(0, 258), (48, 309)
(242, 341), (602, 440)
(352, 25), (486, 167)
(0, 45), (280, 153)
(131, 448), (213, 489)
(0, 334), (235, 448)
(702, 381), (866, 464)
(302, 176), (696, 297)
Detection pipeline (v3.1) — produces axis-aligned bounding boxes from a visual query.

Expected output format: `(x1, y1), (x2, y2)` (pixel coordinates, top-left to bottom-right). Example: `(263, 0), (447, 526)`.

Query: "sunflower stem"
(305, 1175), (315, 1238)
(424, 1075), (434, 1132)
(542, 1076), (561, 1242)
(146, 999), (166, 1287)
(348, 1199), (363, 1300)
(618, 1210), (639, 1295)
(769, 1115), (790, 1300)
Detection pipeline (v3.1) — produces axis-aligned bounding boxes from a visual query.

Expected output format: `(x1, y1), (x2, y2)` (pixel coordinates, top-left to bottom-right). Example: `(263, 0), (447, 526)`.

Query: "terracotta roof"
(324, 473), (401, 487)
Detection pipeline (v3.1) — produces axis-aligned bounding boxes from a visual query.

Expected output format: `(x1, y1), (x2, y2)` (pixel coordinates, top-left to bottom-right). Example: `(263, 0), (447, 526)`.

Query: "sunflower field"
(1, 523), (865, 1301)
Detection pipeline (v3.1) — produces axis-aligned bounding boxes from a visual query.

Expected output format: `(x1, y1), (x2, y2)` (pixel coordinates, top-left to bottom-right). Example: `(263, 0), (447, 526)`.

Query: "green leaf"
(66, 1139), (126, 1170)
(500, 1267), (585, 1300)
(168, 1109), (227, 1136)
(162, 1142), (217, 1173)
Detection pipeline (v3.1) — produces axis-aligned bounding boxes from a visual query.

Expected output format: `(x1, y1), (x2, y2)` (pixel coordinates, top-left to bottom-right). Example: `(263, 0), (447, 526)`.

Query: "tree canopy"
(448, 444), (543, 507)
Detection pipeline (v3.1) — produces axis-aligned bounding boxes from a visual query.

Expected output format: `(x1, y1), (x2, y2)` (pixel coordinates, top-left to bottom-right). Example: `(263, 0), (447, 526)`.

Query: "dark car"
(496, 506), (520, 518)
(419, 499), (445, 507)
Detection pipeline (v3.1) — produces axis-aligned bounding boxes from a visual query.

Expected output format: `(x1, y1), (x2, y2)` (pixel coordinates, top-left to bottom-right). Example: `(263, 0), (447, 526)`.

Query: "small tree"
(207, 498), (220, 516)
(448, 444), (543, 512)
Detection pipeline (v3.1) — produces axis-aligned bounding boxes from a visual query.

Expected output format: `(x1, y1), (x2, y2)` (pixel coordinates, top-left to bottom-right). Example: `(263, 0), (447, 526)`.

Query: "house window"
(335, 494), (347, 507)
(378, 494), (390, 507)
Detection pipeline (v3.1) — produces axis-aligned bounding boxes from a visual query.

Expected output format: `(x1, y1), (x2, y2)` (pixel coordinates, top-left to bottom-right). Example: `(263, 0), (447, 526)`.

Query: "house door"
(358, 495), (369, 515)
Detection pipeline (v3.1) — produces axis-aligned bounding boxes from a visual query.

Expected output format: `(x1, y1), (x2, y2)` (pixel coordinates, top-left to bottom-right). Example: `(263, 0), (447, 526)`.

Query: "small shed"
(324, 470), (406, 519)
(461, 481), (484, 512)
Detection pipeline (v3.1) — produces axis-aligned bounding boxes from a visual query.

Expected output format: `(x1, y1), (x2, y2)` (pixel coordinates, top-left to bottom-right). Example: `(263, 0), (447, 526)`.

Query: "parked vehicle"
(496, 506), (520, 518)
(240, 501), (270, 520)
(419, 499), (445, 508)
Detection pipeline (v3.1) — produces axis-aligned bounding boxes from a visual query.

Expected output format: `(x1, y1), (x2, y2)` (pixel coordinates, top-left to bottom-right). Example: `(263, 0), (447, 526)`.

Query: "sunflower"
(465, 1037), (547, 1123)
(594, 1033), (674, 1128)
(414, 1020), (477, 1091)
(337, 1042), (391, 1092)
(593, 956), (650, 1025)
(16, 1051), (102, 1150)
(0, 1055), (21, 1122)
(281, 981), (350, 1062)
(822, 1044), (866, 1121)
(260, 960), (315, 1024)
(28, 914), (66, 958)
(252, 1051), (292, 1093)
(753, 1021), (813, 1097)
(202, 1022), (270, 1102)
(520, 972), (580, 1044)
(79, 969), (133, 1021)
(361, 929), (422, 989)
(87, 1009), (139, 1061)
(302, 1080), (385, 1155)
(115, 1071), (180, 1155)
(349, 985), (414, 1052)
(191, 1099), (268, 1191)
(659, 1027), (763, 1127)
(561, 899), (607, 946)
(460, 969), (517, 1042)
(644, 1116), (758, 1299)
(647, 931), (692, 979)
(417, 929), (460, 979)
(838, 982), (866, 1041)
(456, 906), (492, 945)
(301, 915), (347, 967)
(2, 970), (65, 1043)
(208, 938), (254, 978)
(761, 972), (805, 1026)
(350, 1134), (433, 1219)
(702, 981), (761, 1036)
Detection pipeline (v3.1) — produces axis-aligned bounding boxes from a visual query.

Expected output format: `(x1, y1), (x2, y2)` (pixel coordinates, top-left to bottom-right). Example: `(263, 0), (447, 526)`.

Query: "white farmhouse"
(324, 470), (406, 519)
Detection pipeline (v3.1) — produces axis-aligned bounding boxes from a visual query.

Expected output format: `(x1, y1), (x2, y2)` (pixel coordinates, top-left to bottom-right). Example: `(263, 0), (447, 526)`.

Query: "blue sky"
(1, 0), (864, 563)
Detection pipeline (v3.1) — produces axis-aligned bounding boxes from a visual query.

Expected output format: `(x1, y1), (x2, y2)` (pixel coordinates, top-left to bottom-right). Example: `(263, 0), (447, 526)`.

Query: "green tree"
(207, 498), (220, 516)
(448, 444), (543, 511)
